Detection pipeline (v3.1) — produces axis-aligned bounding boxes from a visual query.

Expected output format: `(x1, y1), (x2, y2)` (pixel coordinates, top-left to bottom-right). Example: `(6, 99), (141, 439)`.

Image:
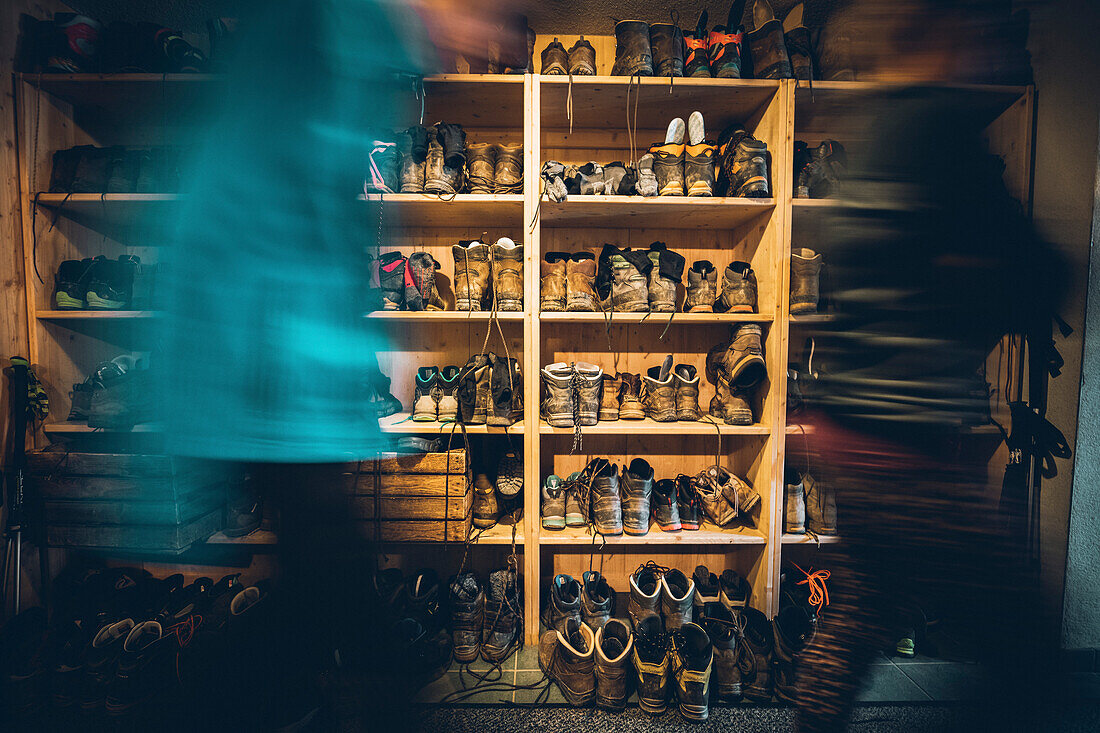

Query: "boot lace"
(569, 363), (583, 452)
(792, 562), (831, 613)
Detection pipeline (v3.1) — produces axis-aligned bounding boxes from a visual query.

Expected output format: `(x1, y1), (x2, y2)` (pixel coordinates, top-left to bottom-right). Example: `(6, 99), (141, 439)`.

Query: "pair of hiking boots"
(542, 458), (650, 536)
(609, 18), (733, 79)
(745, 0), (814, 81)
(412, 366), (461, 421)
(596, 243), (685, 313)
(374, 251), (445, 311)
(794, 140), (847, 198)
(540, 252), (599, 311)
(540, 37), (596, 75)
(466, 142), (523, 194)
(636, 355), (702, 423)
(472, 452), (523, 529)
(685, 259), (758, 313)
(368, 568), (453, 685)
(456, 353), (522, 426)
(689, 464), (761, 526)
(368, 123), (467, 195)
(705, 322), (767, 425)
(682, 7), (747, 78)
(785, 467), (837, 535)
(55, 255), (153, 310)
(452, 238), (523, 311)
(68, 354), (155, 430)
(448, 568), (522, 665)
(649, 112), (718, 197)
(539, 617), (638, 711)
(49, 145), (181, 193)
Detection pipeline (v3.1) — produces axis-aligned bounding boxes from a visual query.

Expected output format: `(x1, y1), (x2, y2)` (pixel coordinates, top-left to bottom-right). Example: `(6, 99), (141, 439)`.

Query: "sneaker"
(412, 366), (441, 421)
(540, 38), (568, 74)
(567, 37), (597, 75)
(547, 573), (583, 636)
(785, 467), (806, 534)
(620, 458), (654, 536)
(692, 566), (720, 611)
(54, 258), (97, 309)
(541, 475), (567, 530)
(642, 355), (677, 422)
(632, 615), (670, 714)
(670, 622), (713, 721)
(482, 568), (521, 663)
(581, 570), (613, 630)
(700, 603), (742, 701)
(627, 562), (663, 629)
(652, 478), (682, 531)
(594, 619), (632, 711)
(472, 473), (498, 529)
(538, 619), (596, 707)
(719, 569), (751, 612)
(661, 569), (695, 630)
(677, 476), (702, 530)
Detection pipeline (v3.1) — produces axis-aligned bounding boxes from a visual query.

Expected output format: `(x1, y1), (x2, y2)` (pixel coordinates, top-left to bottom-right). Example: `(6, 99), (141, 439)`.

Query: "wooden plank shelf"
(33, 193), (179, 241)
(540, 311), (772, 324)
(38, 310), (160, 320)
(206, 529), (280, 546)
(367, 311), (523, 322)
(21, 73), (223, 109)
(541, 524), (767, 545)
(539, 419), (770, 436)
(539, 196), (774, 229)
(781, 533), (841, 545)
(44, 421), (162, 434)
(379, 413), (523, 434)
(789, 313), (835, 324)
(359, 193), (524, 227)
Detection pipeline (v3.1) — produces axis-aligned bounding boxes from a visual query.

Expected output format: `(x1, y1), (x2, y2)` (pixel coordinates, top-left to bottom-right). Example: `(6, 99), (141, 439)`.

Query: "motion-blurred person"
(792, 1), (1064, 731)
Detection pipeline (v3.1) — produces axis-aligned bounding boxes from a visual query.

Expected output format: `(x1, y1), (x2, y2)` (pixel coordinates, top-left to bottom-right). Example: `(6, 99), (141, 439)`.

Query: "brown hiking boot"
(576, 363), (603, 426)
(660, 569), (695, 629)
(487, 354), (522, 427)
(685, 261), (718, 312)
(600, 247), (650, 312)
(566, 253), (599, 311)
(595, 620), (633, 711)
(790, 248), (822, 314)
(618, 373), (645, 419)
(541, 254), (567, 312)
(568, 37), (597, 75)
(646, 243), (685, 313)
(541, 37), (568, 74)
(673, 364), (701, 421)
(650, 22), (685, 77)
(494, 143), (523, 194)
(719, 466), (760, 514)
(718, 262), (757, 313)
(746, 0), (793, 79)
(706, 347), (755, 424)
(452, 241), (490, 311)
(692, 467), (738, 526)
(599, 373), (622, 421)
(407, 252), (445, 311)
(783, 3), (813, 81)
(721, 129), (771, 198)
(642, 355), (677, 422)
(611, 20), (654, 76)
(466, 142), (496, 194)
(539, 619), (597, 707)
(490, 238), (523, 311)
(804, 473), (838, 535)
(632, 615), (671, 714)
(720, 324), (767, 389)
(650, 142), (685, 196)
(700, 603), (743, 701)
(398, 128), (425, 193)
(541, 362), (575, 428)
(473, 473), (498, 528)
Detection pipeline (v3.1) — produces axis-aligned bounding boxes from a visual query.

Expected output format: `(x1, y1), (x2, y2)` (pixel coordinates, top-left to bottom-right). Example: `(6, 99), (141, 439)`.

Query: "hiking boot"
(437, 365), (460, 421)
(790, 248), (822, 315)
(621, 458), (654, 536)
(566, 253), (599, 311)
(413, 366), (441, 421)
(541, 253), (568, 311)
(721, 323), (767, 389)
(652, 478), (682, 531)
(673, 364), (701, 421)
(377, 252), (407, 310)
(86, 256), (136, 309)
(494, 143), (523, 194)
(457, 354), (491, 424)
(692, 468), (737, 526)
(407, 252), (445, 311)
(798, 140), (847, 198)
(365, 362), (403, 418)
(719, 262), (758, 313)
(88, 363), (155, 429)
(719, 126), (771, 198)
(783, 3), (812, 81)
(473, 473), (498, 528)
(482, 568), (521, 663)
(670, 622), (713, 721)
(576, 362), (602, 425)
(425, 135), (464, 194)
(804, 473), (838, 535)
(449, 573), (484, 663)
(738, 607), (774, 701)
(488, 354), (522, 426)
(435, 122), (466, 169)
(650, 143), (685, 196)
(568, 37), (597, 75)
(466, 142), (496, 193)
(618, 373), (645, 419)
(692, 566), (721, 612)
(719, 569), (751, 612)
(632, 615), (670, 714)
(650, 23), (685, 76)
(603, 162), (630, 195)
(104, 621), (179, 715)
(700, 603), (742, 701)
(539, 619), (596, 707)
(547, 574), (583, 635)
(490, 238), (523, 311)
(541, 161), (569, 201)
(564, 471), (586, 527)
(707, 357), (755, 424)
(540, 362), (574, 427)
(541, 37), (568, 74)
(82, 618), (135, 712)
(496, 453), (523, 499)
(746, 0), (793, 79)
(773, 603), (815, 704)
(683, 11), (711, 77)
(54, 258), (96, 309)
(366, 139), (399, 193)
(642, 354), (677, 422)
(589, 458), (623, 536)
(542, 475), (567, 530)
(678, 477), (702, 530)
(646, 243), (685, 312)
(685, 260), (718, 312)
(407, 569), (445, 633)
(399, 126), (427, 192)
(636, 153), (658, 197)
(721, 464), (760, 514)
(595, 619), (632, 711)
(581, 570), (613, 630)
(661, 569), (695, 629)
(628, 562), (663, 628)
(785, 468), (806, 534)
(708, 25), (744, 78)
(685, 143), (717, 196)
(452, 240), (490, 310)
(599, 246), (651, 312)
(611, 20), (654, 76)
(598, 373), (621, 421)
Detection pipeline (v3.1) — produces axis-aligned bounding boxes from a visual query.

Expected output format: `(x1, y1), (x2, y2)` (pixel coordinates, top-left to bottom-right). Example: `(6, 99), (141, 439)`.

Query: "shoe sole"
(619, 408), (645, 420)
(598, 411), (619, 421)
(676, 412), (701, 421)
(786, 526), (806, 534)
(736, 179), (770, 197)
(665, 117), (686, 144)
(790, 304), (818, 315)
(542, 519), (566, 530)
(724, 410), (754, 425)
(545, 414), (573, 427)
(681, 522), (700, 530)
(55, 293), (84, 309)
(639, 697), (668, 715)
(473, 518), (497, 528)
(687, 181), (713, 196)
(541, 301), (566, 311)
(687, 304), (714, 312)
(725, 305), (756, 313)
(740, 492), (761, 513)
(624, 527), (649, 536)
(495, 300), (522, 311)
(658, 185), (686, 196)
(679, 702), (709, 722)
(565, 515), (585, 527)
(86, 294), (127, 309)
(656, 522), (682, 531)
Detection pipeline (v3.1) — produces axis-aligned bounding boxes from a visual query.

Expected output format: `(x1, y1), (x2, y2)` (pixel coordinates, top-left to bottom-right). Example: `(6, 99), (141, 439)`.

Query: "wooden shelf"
(420, 75), (525, 128)
(540, 311), (771, 324)
(781, 533), (841, 545)
(21, 73), (222, 109)
(206, 529), (280, 546)
(44, 421), (162, 434)
(539, 419), (769, 436)
(367, 311), (523, 322)
(359, 193), (524, 227)
(38, 310), (160, 320)
(379, 413), (523, 434)
(541, 523), (767, 545)
(539, 196), (774, 229)
(33, 193), (179, 241)
(469, 522), (525, 545)
(789, 313), (835, 324)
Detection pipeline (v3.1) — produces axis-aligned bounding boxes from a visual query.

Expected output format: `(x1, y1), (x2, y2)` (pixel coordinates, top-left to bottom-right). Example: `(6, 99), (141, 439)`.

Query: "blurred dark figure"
(793, 2), (1064, 731)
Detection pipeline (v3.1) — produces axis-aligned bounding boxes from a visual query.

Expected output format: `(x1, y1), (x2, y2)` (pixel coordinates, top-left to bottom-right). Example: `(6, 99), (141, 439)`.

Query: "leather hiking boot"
(653, 478), (682, 531)
(632, 615), (670, 714)
(466, 142), (496, 194)
(661, 569), (695, 629)
(581, 570), (613, 630)
(542, 475), (567, 530)
(473, 473), (498, 528)
(773, 604), (816, 704)
(719, 126), (771, 198)
(599, 373), (622, 421)
(783, 3), (813, 81)
(413, 366), (442, 421)
(578, 362), (602, 425)
(719, 464), (760, 514)
(746, 0), (792, 79)
(377, 252), (406, 310)
(407, 252), (445, 311)
(437, 365), (460, 421)
(588, 458), (622, 536)
(541, 253), (568, 311)
(599, 246), (651, 312)
(670, 622), (713, 722)
(700, 603), (741, 701)
(636, 153), (658, 196)
(797, 140), (846, 198)
(685, 260), (718, 312)
(790, 248), (822, 314)
(568, 37), (596, 75)
(707, 353), (755, 424)
(719, 261), (757, 313)
(719, 569), (751, 613)
(650, 23), (685, 76)
(685, 143), (717, 196)
(678, 476), (702, 530)
(424, 134), (464, 194)
(642, 354), (677, 422)
(482, 568), (521, 663)
(628, 562), (663, 628)
(487, 354), (522, 426)
(621, 458), (654, 536)
(721, 323), (767, 389)
(449, 572), (484, 663)
(398, 128), (426, 193)
(490, 238), (523, 311)
(540, 362), (574, 428)
(673, 364), (701, 421)
(646, 242), (685, 313)
(692, 566), (720, 612)
(547, 573), (582, 635)
(452, 240), (490, 311)
(785, 468), (806, 534)
(541, 37), (568, 74)
(738, 607), (774, 701)
(436, 122), (467, 169)
(611, 20), (654, 76)
(804, 473), (838, 535)
(408, 568), (445, 633)
(650, 143), (685, 196)
(708, 25), (745, 78)
(692, 468), (737, 526)
(683, 11), (711, 77)
(539, 619), (596, 707)
(595, 619), (632, 711)
(618, 373), (645, 419)
(494, 143), (523, 194)
(566, 253), (599, 311)
(457, 354), (491, 424)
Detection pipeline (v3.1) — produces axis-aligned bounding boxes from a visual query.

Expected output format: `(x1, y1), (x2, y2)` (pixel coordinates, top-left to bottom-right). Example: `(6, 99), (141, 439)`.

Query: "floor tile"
(513, 670), (562, 703)
(414, 670), (518, 705)
(895, 662), (988, 701)
(515, 646), (540, 671)
(855, 664), (933, 702)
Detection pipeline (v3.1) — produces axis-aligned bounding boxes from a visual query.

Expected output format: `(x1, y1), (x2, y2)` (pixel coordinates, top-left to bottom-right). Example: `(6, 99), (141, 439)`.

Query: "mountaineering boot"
(581, 571), (613, 630)
(804, 473), (838, 535)
(621, 458), (655, 536)
(728, 135), (771, 198)
(650, 23), (685, 76)
(456, 354), (491, 424)
(541, 38), (568, 74)
(673, 364), (701, 421)
(547, 574), (583, 635)
(628, 562), (663, 628)
(413, 366), (442, 421)
(449, 573), (484, 663)
(490, 238), (523, 311)
(618, 373), (645, 420)
(568, 37), (597, 75)
(683, 11), (711, 77)
(498, 456), (525, 502)
(487, 354), (522, 426)
(746, 0), (793, 79)
(646, 242), (684, 312)
(539, 619), (596, 707)
(700, 603), (742, 701)
(707, 344), (755, 424)
(595, 620), (633, 711)
(816, 8), (855, 81)
(636, 153), (658, 197)
(783, 3), (813, 81)
(473, 473), (498, 528)
(542, 475), (567, 530)
(541, 253), (568, 311)
(424, 135), (461, 194)
(685, 260), (718, 312)
(466, 142), (497, 194)
(482, 568), (521, 663)
(678, 476), (702, 530)
(494, 143), (523, 194)
(717, 464), (760, 514)
(377, 252), (407, 310)
(611, 20), (654, 76)
(709, 1), (746, 78)
(721, 323), (767, 389)
(633, 615), (670, 714)
(540, 363), (574, 428)
(718, 261), (758, 313)
(650, 143), (685, 196)
(366, 139), (399, 193)
(600, 247), (651, 312)
(407, 252), (445, 311)
(670, 622), (713, 722)
(692, 467), (737, 526)
(790, 248), (822, 314)
(661, 569), (695, 629)
(437, 365), (461, 421)
(575, 362), (603, 425)
(685, 143), (717, 196)
(589, 458), (623, 536)
(599, 373), (622, 421)
(652, 478), (682, 531)
(785, 468), (806, 534)
(452, 240), (490, 311)
(566, 253), (599, 311)
(642, 354), (677, 422)
(399, 125), (428, 192)
(739, 607), (775, 702)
